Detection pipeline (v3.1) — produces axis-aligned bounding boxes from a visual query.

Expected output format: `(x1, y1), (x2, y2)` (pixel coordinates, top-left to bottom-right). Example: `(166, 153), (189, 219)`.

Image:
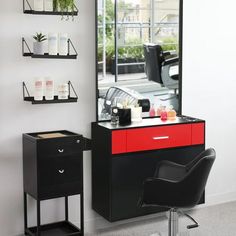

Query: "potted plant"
(33, 33), (47, 55)
(55, 0), (75, 19)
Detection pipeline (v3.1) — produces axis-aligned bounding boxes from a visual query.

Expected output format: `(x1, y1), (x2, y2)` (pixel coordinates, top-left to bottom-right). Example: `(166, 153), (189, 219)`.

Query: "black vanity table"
(92, 116), (205, 222)
(23, 130), (86, 236)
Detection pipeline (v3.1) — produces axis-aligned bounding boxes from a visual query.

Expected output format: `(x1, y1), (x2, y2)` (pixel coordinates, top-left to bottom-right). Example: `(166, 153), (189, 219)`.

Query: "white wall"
(1, 0), (236, 235)
(0, 1), (96, 235)
(182, 0), (236, 203)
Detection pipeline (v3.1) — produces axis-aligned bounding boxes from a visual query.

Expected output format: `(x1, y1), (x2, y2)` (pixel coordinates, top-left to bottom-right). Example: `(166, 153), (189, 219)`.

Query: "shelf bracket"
(23, 82), (31, 99)
(23, 0), (33, 12)
(22, 38), (32, 57)
(68, 39), (78, 56)
(22, 37), (78, 58)
(23, 81), (78, 103)
(68, 81), (78, 99)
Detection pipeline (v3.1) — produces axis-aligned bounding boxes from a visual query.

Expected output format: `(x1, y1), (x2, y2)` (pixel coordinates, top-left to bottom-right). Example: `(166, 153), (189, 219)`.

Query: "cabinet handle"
(59, 170), (65, 174)
(58, 149), (64, 153)
(76, 140), (80, 144)
(153, 136), (169, 140)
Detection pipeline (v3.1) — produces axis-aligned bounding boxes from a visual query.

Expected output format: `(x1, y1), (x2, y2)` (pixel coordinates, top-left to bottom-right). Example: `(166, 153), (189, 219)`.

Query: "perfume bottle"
(149, 104), (155, 117)
(167, 106), (177, 121)
(156, 105), (164, 116)
(160, 106), (168, 121)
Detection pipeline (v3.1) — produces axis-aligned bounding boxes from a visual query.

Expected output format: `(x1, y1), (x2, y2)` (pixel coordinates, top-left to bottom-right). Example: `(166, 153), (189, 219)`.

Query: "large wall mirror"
(96, 0), (182, 121)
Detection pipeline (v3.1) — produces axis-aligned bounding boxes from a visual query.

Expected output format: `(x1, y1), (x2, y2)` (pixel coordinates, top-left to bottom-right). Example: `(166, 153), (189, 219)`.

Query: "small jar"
(58, 83), (69, 100)
(160, 106), (168, 121)
(167, 107), (177, 121)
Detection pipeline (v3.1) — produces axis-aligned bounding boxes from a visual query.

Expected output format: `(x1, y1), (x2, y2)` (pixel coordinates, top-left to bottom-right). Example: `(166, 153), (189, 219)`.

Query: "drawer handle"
(58, 149), (64, 153)
(59, 170), (65, 174)
(153, 136), (169, 140)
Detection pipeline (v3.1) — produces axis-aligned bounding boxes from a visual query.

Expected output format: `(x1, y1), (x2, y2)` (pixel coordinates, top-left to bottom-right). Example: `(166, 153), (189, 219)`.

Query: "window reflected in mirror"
(97, 0), (180, 121)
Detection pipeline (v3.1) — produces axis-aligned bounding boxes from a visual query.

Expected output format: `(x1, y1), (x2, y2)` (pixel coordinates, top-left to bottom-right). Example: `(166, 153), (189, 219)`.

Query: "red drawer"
(112, 130), (127, 154)
(192, 123), (205, 145)
(126, 124), (192, 153)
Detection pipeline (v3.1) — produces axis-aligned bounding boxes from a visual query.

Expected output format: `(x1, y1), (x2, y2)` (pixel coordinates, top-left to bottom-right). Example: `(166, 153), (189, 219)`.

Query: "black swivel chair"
(140, 148), (216, 236)
(143, 43), (179, 91)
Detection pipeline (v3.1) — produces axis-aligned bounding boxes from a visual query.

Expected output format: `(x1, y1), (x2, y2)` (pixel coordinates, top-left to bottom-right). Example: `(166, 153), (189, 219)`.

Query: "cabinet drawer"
(126, 124), (192, 153)
(192, 123), (205, 145)
(39, 155), (82, 187)
(112, 130), (127, 154)
(38, 136), (83, 157)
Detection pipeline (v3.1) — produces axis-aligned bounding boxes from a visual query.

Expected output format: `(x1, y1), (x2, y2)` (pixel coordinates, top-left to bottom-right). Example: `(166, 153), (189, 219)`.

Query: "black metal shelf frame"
(23, 81), (78, 104)
(23, 0), (78, 16)
(22, 37), (78, 59)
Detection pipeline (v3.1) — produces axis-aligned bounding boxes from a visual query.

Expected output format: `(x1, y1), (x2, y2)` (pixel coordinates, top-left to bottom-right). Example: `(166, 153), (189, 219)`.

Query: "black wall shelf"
(22, 38), (78, 59)
(23, 81), (78, 104)
(23, 0), (78, 16)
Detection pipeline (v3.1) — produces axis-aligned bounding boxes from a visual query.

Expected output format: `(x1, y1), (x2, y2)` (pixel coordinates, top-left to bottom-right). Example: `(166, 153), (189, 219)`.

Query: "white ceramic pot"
(33, 42), (44, 55)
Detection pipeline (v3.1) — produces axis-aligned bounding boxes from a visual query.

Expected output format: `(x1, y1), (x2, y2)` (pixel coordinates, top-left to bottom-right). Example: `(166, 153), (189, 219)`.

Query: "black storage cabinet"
(23, 130), (84, 236)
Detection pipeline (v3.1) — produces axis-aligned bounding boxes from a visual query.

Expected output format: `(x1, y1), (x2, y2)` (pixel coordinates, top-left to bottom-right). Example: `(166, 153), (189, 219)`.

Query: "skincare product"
(58, 83), (69, 100)
(45, 77), (54, 100)
(34, 0), (44, 11)
(44, 0), (53, 11)
(59, 33), (68, 55)
(34, 77), (44, 101)
(48, 33), (58, 55)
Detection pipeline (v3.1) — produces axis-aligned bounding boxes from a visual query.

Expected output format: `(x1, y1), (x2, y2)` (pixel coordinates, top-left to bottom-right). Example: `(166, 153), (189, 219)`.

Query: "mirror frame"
(95, 0), (183, 122)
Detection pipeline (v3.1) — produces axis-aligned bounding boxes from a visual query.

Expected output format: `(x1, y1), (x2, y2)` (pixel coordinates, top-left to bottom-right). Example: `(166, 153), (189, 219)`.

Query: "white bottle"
(48, 33), (58, 55)
(59, 33), (68, 55)
(34, 0), (44, 11)
(58, 83), (69, 100)
(44, 0), (53, 11)
(45, 77), (54, 100)
(34, 77), (44, 101)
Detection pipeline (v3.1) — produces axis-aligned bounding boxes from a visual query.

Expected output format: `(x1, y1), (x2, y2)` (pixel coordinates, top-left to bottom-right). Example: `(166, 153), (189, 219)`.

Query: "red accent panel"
(112, 130), (127, 154)
(192, 123), (205, 145)
(126, 124), (192, 153)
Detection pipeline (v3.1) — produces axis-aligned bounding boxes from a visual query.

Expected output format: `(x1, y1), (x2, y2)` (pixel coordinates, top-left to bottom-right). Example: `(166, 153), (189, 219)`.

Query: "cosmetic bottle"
(58, 83), (69, 100)
(149, 104), (155, 117)
(34, 77), (44, 101)
(167, 106), (177, 121)
(160, 106), (168, 121)
(44, 0), (53, 11)
(45, 77), (54, 100)
(34, 0), (44, 11)
(48, 33), (58, 55)
(156, 105), (164, 116)
(59, 33), (68, 55)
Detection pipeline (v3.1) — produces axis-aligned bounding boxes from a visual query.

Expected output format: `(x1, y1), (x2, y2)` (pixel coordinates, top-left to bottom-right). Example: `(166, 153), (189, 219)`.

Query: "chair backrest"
(180, 148), (216, 208)
(143, 43), (164, 84)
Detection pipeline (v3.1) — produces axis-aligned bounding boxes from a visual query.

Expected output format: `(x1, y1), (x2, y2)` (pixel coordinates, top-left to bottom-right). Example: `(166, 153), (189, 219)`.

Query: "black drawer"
(37, 136), (83, 157)
(39, 154), (82, 187)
